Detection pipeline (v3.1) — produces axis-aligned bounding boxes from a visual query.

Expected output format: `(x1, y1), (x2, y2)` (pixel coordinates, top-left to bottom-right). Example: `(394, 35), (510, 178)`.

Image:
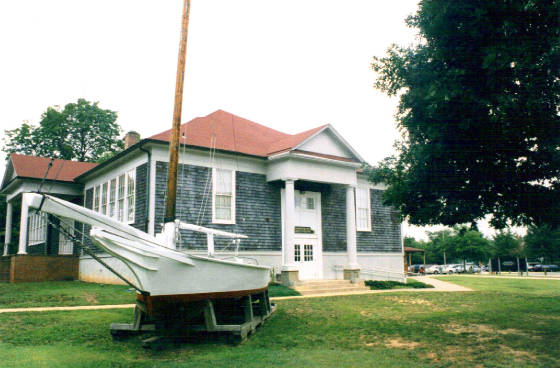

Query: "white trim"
(211, 168), (236, 224)
(148, 157), (156, 235)
(323, 251), (403, 256)
(126, 168), (136, 224)
(356, 185), (371, 232)
(86, 167), (137, 225)
(281, 188), (323, 279)
(268, 151), (361, 168)
(293, 125), (365, 163)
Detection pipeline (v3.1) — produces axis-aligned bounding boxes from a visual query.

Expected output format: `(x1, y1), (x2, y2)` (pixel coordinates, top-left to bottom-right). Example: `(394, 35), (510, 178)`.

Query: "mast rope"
(196, 134), (215, 225)
(44, 213), (147, 294)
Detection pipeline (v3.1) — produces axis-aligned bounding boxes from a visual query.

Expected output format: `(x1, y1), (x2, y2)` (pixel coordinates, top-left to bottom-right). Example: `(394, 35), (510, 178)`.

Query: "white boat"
(20, 192), (271, 304)
(20, 1), (273, 323)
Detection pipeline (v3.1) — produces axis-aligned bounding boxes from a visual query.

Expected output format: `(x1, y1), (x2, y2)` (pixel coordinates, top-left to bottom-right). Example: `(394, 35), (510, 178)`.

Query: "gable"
(298, 130), (355, 160)
(0, 159), (15, 190)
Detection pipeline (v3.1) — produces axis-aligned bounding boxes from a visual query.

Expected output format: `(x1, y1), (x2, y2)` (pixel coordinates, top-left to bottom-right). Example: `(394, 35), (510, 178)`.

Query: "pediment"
(298, 129), (358, 161)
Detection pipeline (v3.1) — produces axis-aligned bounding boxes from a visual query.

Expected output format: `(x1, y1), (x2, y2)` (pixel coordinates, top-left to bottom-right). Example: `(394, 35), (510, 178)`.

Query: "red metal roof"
(150, 110), (329, 158)
(9, 154), (98, 182)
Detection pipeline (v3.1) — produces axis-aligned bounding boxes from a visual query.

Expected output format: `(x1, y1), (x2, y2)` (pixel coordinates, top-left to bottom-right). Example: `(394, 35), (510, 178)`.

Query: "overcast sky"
(0, 0), (517, 240)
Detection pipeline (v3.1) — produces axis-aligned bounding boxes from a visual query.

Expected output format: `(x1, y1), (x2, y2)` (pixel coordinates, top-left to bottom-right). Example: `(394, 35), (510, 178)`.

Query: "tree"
(524, 225), (560, 264)
(492, 230), (522, 259)
(3, 99), (123, 162)
(452, 227), (492, 269)
(370, 0), (560, 229)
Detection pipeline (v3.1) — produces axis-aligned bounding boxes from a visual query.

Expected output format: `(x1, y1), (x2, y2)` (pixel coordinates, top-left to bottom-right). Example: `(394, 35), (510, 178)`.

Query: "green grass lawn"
(0, 277), (559, 367)
(0, 281), (299, 309)
(0, 281), (134, 308)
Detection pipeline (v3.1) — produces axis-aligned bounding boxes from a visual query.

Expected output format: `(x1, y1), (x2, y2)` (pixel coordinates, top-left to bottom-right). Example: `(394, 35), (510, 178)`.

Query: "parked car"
(442, 264), (460, 274)
(425, 264), (443, 274)
(532, 264), (559, 272)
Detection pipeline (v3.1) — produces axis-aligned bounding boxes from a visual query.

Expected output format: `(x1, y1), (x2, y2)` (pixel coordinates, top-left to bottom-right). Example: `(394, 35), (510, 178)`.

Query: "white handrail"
(177, 221), (247, 239)
(177, 221), (246, 256)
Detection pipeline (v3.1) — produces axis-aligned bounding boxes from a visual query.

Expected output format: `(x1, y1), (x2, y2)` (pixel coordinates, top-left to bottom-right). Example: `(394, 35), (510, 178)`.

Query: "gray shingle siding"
(357, 189), (402, 253)
(321, 185), (347, 252)
(322, 186), (401, 253)
(154, 161), (282, 251)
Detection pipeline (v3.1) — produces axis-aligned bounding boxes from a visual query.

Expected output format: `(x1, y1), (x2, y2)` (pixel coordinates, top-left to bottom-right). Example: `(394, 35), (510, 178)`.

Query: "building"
(1, 110), (404, 284)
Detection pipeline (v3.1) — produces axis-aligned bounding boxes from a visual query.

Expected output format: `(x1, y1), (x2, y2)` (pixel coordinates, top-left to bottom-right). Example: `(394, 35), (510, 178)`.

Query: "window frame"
(28, 212), (47, 246)
(117, 173), (126, 222)
(126, 169), (135, 224)
(356, 186), (372, 232)
(211, 168), (236, 224)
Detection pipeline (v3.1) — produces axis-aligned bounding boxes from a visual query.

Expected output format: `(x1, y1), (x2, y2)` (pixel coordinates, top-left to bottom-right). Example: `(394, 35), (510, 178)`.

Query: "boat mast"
(165, 0), (191, 223)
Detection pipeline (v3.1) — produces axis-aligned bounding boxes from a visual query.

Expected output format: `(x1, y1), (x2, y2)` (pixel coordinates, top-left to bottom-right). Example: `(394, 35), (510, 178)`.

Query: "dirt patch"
(500, 345), (537, 361)
(419, 352), (439, 362)
(82, 292), (98, 304)
(444, 323), (530, 336)
(385, 338), (420, 350)
(384, 296), (434, 306)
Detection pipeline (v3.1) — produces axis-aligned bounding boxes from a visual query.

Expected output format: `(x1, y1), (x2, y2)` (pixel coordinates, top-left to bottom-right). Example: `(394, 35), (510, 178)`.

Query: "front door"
(282, 190), (322, 279)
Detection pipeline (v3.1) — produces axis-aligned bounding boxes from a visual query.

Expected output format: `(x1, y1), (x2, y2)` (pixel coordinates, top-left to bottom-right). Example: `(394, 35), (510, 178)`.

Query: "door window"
(304, 244), (313, 261)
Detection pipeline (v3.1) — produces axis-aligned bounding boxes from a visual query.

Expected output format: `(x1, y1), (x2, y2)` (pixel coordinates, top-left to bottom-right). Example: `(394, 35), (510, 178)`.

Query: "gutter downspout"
(139, 146), (151, 233)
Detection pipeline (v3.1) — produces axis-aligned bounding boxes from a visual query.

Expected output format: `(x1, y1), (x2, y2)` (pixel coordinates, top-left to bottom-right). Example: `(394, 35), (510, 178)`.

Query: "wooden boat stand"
(110, 289), (276, 347)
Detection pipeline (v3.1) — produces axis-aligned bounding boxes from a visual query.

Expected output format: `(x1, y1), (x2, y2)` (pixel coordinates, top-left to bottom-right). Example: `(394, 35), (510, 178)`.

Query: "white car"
(425, 264), (443, 274)
(442, 264), (460, 274)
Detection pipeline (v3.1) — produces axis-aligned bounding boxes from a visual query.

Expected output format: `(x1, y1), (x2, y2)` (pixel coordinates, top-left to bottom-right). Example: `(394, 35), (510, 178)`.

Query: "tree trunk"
(498, 257), (502, 274)
(516, 257), (521, 276)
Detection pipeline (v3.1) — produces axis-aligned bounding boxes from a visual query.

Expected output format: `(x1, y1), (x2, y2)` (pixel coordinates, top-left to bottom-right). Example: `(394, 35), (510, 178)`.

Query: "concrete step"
(294, 280), (369, 294)
(295, 280), (362, 288)
(297, 286), (370, 295)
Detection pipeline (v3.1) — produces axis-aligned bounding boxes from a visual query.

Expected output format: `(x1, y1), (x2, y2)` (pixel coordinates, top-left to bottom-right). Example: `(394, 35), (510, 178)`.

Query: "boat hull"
(90, 228), (271, 297)
(137, 286), (269, 315)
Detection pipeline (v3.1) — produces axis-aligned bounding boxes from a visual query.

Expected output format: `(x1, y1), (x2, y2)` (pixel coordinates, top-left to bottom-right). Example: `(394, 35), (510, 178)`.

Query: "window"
(127, 169), (135, 223)
(356, 186), (371, 231)
(87, 167), (136, 224)
(28, 212), (47, 245)
(109, 178), (117, 218)
(93, 185), (100, 212)
(294, 244), (301, 262)
(304, 244), (313, 261)
(212, 168), (235, 223)
(101, 182), (108, 215)
(118, 174), (126, 222)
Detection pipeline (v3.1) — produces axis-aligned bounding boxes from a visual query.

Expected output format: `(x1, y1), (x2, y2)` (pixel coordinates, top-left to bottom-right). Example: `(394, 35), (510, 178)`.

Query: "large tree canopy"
(3, 99), (123, 162)
(370, 0), (560, 228)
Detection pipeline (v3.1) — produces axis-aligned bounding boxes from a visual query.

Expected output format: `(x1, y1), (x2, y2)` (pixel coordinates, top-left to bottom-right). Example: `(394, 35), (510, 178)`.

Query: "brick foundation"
(0, 255), (79, 283)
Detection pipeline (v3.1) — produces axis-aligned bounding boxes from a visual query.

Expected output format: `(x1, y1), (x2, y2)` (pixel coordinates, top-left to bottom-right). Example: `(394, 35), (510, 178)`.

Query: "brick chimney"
(124, 131), (140, 149)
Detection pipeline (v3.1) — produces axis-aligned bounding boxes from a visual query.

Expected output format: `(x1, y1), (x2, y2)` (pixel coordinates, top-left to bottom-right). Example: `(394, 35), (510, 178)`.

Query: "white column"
(282, 178), (297, 270)
(18, 196), (29, 255)
(3, 201), (12, 256)
(345, 185), (359, 269)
